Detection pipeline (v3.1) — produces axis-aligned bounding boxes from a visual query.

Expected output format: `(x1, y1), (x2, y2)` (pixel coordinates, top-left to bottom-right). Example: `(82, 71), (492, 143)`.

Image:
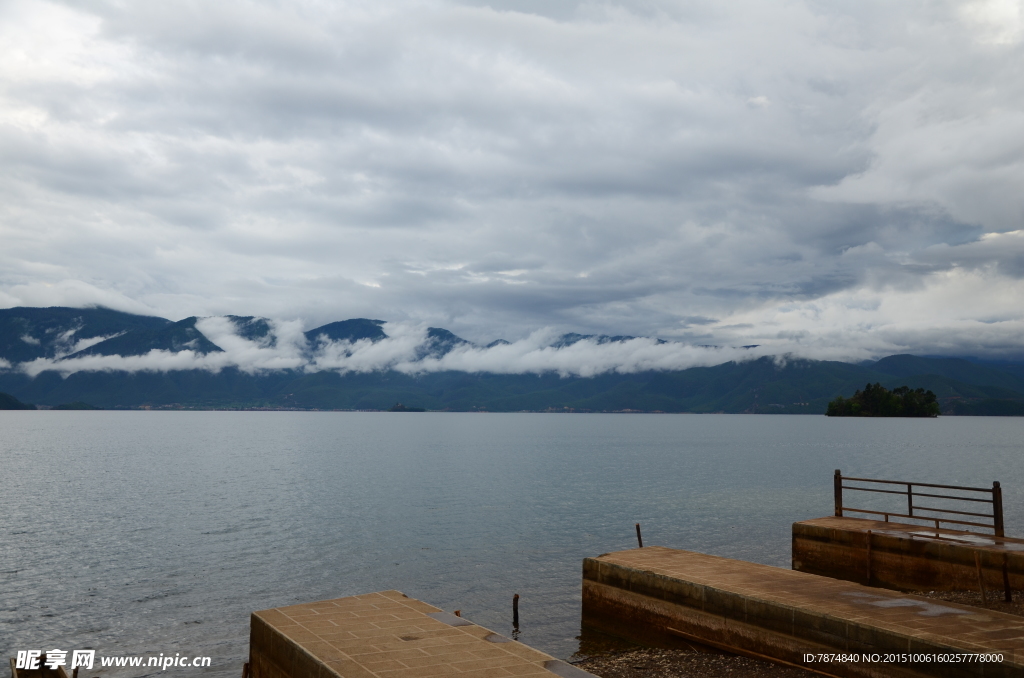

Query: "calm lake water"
(2, 412), (1023, 675)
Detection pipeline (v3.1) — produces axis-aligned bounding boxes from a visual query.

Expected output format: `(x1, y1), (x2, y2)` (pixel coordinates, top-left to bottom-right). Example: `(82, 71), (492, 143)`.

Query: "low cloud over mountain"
(6, 307), (1024, 414)
(3, 307), (765, 378)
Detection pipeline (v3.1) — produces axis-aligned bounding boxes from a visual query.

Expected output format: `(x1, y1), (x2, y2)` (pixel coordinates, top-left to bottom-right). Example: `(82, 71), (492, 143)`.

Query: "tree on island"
(827, 383), (940, 417)
(388, 402), (426, 412)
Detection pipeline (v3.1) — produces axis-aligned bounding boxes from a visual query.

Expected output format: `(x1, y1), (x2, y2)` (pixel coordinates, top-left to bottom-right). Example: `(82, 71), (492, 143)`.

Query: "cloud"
(707, 266), (1024, 360)
(0, 280), (156, 316)
(407, 331), (755, 377)
(960, 0), (1024, 45)
(19, 316), (309, 377)
(1, 0), (1023, 352)
(307, 324), (766, 377)
(65, 333), (122, 355)
(195, 316), (309, 371)
(21, 348), (219, 378)
(18, 294), (1024, 383)
(16, 316), (773, 377)
(309, 323), (429, 373)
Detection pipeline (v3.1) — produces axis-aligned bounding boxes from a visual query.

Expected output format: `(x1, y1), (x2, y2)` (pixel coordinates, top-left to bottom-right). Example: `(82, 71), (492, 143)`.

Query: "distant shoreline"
(26, 407), (723, 413)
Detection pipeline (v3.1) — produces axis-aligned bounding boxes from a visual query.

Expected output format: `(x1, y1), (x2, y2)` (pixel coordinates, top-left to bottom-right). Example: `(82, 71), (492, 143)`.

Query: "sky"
(2, 0), (1024, 362)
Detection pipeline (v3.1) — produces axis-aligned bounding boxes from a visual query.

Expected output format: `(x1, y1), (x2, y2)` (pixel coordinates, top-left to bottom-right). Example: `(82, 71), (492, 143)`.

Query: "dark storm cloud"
(2, 0), (1024, 358)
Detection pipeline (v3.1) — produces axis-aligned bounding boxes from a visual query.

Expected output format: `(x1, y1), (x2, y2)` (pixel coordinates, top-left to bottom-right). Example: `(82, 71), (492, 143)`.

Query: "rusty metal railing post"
(993, 481), (1004, 538)
(836, 473), (1005, 535)
(834, 469), (843, 516)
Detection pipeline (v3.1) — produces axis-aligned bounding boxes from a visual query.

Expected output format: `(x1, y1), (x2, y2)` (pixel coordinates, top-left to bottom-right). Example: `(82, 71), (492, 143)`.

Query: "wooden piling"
(976, 552), (988, 606)
(635, 523), (643, 548)
(865, 530), (872, 584)
(1005, 557), (1013, 603)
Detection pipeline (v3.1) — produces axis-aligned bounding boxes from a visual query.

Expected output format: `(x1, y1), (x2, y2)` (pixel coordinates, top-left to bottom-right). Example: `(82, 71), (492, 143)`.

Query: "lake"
(2, 412), (1022, 675)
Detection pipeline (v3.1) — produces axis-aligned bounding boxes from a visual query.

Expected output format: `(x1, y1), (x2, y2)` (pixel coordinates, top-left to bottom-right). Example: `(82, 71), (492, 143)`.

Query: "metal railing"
(833, 469), (1004, 537)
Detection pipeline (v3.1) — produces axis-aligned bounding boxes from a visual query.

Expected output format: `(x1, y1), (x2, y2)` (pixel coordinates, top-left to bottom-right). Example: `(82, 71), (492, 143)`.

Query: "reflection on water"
(2, 412), (1023, 676)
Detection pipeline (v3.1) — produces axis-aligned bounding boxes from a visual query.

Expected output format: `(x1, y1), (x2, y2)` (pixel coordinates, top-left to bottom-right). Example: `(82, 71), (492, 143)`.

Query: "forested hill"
(2, 306), (1024, 413)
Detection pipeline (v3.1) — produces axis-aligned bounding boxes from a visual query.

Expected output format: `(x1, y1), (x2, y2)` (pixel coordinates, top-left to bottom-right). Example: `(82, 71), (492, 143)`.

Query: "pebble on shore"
(575, 649), (813, 678)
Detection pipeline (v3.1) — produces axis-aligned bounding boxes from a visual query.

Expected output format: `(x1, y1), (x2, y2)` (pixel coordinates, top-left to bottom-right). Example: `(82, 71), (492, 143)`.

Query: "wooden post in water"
(635, 523), (643, 548)
(834, 470), (843, 517)
(512, 594), (519, 627)
(994, 481), (1005, 538)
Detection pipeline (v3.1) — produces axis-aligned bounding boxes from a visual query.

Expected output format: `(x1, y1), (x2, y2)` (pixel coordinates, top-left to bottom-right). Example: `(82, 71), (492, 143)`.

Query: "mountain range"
(2, 306), (1024, 414)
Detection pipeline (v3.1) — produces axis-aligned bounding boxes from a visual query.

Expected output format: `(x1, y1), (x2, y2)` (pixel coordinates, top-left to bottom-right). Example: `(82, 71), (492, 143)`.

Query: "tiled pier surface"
(794, 517), (1024, 592)
(582, 546), (1024, 678)
(249, 590), (595, 678)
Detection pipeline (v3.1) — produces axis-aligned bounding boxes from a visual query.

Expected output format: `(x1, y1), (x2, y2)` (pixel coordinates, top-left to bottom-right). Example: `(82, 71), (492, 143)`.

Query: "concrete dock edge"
(582, 547), (1024, 678)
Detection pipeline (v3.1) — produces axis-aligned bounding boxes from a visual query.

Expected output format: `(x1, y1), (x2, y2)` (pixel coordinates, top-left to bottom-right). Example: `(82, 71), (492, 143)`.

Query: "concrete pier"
(582, 546), (1024, 677)
(793, 516), (1024, 592)
(249, 590), (595, 678)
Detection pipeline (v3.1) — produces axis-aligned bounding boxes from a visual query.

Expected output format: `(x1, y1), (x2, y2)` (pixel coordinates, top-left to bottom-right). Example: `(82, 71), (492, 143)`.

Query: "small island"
(827, 383), (939, 417)
(53, 401), (101, 410)
(388, 402), (426, 412)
